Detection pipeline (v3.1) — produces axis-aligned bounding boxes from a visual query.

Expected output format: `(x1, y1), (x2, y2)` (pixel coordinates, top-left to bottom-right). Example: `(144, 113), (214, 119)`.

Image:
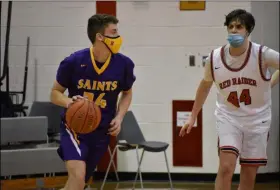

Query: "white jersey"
(211, 42), (271, 119)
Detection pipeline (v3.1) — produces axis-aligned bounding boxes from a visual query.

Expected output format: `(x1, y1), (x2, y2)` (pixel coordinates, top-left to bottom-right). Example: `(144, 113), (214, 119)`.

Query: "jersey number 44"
(227, 89), (252, 108)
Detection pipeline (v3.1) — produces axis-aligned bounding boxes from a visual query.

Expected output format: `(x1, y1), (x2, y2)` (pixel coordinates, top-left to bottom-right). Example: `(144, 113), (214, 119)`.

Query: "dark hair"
(87, 14), (119, 44)
(224, 9), (255, 34)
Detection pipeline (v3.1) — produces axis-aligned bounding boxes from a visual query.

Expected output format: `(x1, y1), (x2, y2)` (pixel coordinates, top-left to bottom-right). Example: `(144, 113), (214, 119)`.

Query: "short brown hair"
(87, 14), (119, 44)
(224, 9), (255, 34)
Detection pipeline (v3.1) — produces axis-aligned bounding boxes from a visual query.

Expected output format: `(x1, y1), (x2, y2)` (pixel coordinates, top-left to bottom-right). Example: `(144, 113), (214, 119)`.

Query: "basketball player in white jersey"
(179, 9), (279, 190)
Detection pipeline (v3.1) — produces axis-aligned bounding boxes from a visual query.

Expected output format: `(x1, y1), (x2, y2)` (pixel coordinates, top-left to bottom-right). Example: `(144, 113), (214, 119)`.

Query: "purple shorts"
(57, 121), (110, 182)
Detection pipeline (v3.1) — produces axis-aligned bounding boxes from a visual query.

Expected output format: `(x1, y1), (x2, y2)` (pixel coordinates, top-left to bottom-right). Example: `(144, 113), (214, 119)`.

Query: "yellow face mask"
(103, 36), (123, 54)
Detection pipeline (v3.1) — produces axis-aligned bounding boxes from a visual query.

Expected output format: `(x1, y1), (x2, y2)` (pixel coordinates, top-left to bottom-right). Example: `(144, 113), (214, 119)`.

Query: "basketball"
(65, 98), (101, 134)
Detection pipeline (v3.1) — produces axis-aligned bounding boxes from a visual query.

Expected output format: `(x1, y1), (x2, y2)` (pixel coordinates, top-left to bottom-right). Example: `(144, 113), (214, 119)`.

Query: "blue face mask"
(227, 34), (245, 48)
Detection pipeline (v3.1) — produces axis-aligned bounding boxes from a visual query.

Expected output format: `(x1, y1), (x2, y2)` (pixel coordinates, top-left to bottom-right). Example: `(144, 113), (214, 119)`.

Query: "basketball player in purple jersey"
(50, 14), (136, 190)
(180, 9), (279, 190)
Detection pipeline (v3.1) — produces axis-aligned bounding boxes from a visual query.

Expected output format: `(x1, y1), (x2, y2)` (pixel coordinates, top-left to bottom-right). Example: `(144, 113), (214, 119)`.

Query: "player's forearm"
(116, 90), (133, 120)
(191, 79), (213, 118)
(50, 89), (72, 108)
(271, 70), (279, 88)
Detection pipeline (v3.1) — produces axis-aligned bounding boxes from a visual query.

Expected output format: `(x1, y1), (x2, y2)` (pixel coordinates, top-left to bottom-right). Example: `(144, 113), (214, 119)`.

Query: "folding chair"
(1, 116), (66, 177)
(101, 111), (173, 190)
(29, 101), (64, 137)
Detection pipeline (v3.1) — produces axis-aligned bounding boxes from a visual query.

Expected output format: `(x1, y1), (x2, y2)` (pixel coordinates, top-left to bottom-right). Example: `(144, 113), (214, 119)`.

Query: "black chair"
(28, 101), (64, 137)
(101, 111), (173, 190)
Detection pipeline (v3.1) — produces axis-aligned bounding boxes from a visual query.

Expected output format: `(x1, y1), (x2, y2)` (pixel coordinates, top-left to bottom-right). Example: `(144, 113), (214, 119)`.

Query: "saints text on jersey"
(77, 79), (119, 109)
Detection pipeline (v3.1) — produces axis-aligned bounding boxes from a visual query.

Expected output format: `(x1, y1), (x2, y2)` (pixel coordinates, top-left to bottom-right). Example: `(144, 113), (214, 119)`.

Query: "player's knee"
(219, 153), (237, 176)
(66, 160), (86, 186)
(219, 160), (236, 176)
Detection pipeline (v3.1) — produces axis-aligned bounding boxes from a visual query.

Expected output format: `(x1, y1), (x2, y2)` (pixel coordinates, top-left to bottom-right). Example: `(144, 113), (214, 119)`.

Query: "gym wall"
(251, 1), (279, 174)
(0, 1), (278, 175)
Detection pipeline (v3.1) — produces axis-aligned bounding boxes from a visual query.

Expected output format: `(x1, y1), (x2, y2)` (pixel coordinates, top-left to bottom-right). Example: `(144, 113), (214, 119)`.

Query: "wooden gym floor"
(2, 176), (278, 189)
(26, 181), (279, 190)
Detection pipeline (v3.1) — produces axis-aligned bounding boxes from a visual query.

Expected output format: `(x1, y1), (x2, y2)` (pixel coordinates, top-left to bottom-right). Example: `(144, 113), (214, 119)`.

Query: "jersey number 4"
(83, 92), (107, 108)
(227, 89), (251, 108)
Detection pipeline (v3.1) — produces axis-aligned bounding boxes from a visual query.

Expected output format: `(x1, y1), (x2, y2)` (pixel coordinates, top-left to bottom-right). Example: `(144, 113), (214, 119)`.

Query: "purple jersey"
(56, 47), (136, 128)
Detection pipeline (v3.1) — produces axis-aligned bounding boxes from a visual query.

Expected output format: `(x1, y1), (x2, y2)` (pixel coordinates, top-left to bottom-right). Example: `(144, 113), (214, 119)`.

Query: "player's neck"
(92, 46), (111, 63)
(229, 40), (249, 56)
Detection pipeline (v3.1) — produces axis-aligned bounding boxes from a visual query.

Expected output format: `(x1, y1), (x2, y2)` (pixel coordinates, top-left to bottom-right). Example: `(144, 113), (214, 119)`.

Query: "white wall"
(117, 1), (251, 174)
(251, 1), (279, 173)
(1, 1), (277, 174)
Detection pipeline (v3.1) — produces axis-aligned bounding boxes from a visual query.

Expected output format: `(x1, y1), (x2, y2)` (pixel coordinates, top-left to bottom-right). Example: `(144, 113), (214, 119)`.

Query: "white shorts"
(216, 113), (270, 166)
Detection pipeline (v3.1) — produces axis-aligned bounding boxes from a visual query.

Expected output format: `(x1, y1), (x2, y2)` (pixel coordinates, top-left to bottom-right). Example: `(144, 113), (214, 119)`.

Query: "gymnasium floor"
(29, 181), (279, 190)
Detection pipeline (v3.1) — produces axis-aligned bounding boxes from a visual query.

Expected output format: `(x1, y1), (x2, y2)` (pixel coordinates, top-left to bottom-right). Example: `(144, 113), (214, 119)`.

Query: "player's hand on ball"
(179, 116), (196, 137)
(72, 95), (85, 101)
(108, 116), (122, 136)
(67, 95), (86, 108)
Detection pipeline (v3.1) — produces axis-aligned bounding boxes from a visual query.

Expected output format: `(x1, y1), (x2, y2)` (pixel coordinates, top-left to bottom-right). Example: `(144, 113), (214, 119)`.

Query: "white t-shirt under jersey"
(203, 41), (279, 123)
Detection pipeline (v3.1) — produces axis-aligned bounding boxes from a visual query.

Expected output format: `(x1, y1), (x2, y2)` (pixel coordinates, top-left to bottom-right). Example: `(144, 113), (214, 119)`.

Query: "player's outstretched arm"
(179, 79), (213, 136)
(50, 80), (73, 108)
(191, 58), (214, 119)
(179, 59), (213, 136)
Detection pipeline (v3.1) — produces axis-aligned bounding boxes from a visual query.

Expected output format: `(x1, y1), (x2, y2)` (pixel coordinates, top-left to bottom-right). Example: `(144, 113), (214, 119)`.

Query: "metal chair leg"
(133, 147), (145, 190)
(108, 146), (119, 181)
(164, 150), (173, 189)
(100, 146), (118, 190)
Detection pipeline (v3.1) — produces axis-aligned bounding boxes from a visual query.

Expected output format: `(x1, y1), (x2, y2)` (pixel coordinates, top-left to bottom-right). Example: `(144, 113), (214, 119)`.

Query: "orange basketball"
(65, 98), (101, 134)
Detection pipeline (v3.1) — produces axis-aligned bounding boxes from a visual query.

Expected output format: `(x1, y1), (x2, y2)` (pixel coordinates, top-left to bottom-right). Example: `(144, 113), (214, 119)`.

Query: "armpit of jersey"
(263, 46), (279, 69)
(122, 56), (136, 91)
(56, 54), (75, 88)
